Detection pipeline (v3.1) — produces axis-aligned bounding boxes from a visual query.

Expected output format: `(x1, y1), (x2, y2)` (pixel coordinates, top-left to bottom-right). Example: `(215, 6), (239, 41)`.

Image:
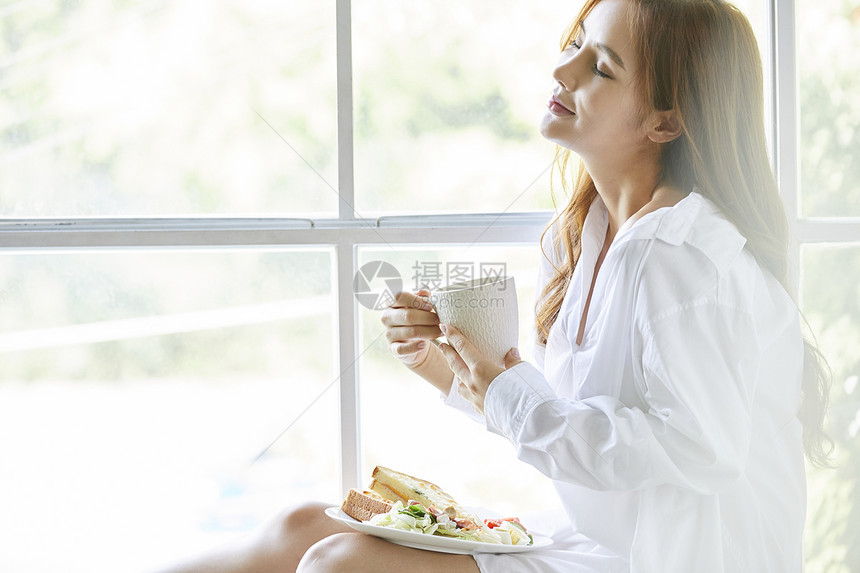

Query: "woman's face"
(539, 0), (648, 163)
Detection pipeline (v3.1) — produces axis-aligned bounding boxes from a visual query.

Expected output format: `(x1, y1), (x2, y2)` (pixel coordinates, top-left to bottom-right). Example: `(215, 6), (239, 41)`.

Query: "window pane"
(352, 1), (567, 215)
(801, 245), (860, 573)
(798, 0), (860, 217)
(357, 245), (559, 515)
(0, 249), (338, 573)
(0, 1), (337, 217)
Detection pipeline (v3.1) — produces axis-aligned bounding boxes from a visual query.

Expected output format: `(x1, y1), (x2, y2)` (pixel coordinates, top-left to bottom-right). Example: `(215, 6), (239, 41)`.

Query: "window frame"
(1, 0), (858, 499)
(771, 0), (860, 289)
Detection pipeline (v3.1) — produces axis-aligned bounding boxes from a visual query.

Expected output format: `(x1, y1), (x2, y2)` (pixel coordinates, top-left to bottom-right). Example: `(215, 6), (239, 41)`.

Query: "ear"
(646, 109), (682, 144)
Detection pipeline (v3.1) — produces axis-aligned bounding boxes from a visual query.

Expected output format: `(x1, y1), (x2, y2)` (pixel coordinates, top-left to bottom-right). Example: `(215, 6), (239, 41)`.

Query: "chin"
(538, 122), (565, 147)
(539, 128), (577, 153)
(538, 117), (578, 151)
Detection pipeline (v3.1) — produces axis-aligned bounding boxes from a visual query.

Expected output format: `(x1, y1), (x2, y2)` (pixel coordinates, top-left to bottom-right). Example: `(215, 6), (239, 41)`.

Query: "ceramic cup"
(429, 276), (518, 368)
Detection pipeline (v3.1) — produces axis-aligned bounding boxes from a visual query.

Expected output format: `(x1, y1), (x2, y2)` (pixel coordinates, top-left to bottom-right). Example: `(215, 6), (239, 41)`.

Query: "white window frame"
(1, 0), (857, 497)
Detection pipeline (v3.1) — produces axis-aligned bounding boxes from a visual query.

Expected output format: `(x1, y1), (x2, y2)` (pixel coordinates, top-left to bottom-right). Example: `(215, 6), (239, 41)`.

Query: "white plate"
(325, 507), (552, 555)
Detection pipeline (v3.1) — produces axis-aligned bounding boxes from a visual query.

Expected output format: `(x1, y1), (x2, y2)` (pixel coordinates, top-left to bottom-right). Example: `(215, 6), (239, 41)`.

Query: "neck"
(586, 157), (663, 240)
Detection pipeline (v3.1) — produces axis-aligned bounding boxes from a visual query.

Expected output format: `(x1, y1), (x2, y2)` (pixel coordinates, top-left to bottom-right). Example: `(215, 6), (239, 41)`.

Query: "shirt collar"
(652, 191), (704, 246)
(621, 190), (747, 276)
(588, 190), (704, 247)
(583, 189), (746, 271)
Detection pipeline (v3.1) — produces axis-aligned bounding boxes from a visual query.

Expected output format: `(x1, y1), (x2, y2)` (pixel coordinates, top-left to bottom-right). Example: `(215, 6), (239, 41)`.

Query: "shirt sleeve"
(483, 302), (759, 495)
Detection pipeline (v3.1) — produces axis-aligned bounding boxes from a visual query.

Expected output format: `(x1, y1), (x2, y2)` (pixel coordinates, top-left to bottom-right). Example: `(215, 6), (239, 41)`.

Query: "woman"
(158, 0), (830, 571)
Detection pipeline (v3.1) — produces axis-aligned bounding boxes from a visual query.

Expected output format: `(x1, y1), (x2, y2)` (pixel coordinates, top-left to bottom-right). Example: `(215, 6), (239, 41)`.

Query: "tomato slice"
(483, 517), (522, 529)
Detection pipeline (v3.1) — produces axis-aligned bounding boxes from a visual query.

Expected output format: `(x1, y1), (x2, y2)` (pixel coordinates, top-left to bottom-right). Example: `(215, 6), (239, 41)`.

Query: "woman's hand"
(380, 289), (442, 369)
(437, 324), (522, 414)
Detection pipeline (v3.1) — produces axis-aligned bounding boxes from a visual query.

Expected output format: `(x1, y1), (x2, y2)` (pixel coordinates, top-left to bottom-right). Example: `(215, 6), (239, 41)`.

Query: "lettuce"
(370, 502), (532, 545)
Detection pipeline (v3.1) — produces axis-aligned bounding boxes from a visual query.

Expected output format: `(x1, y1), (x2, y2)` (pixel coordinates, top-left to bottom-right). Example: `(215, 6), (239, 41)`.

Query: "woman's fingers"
(379, 290), (439, 368)
(438, 341), (469, 379)
(439, 324), (482, 368)
(391, 290), (434, 311)
(438, 324), (505, 415)
(504, 348), (522, 369)
(380, 308), (440, 332)
(390, 340), (429, 357)
(384, 324), (443, 344)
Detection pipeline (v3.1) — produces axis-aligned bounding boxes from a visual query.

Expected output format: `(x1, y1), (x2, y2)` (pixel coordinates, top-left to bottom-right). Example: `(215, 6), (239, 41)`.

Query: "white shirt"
(446, 192), (806, 572)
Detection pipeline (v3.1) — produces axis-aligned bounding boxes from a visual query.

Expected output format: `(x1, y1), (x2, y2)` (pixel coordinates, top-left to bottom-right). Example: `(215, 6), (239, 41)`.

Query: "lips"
(547, 95), (575, 116)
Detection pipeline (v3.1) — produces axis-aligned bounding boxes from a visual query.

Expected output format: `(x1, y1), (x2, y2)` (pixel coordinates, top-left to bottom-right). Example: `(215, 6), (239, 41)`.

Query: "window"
(0, 1), (338, 216)
(794, 0), (860, 570)
(1, 1), (857, 571)
(0, 248), (339, 570)
(350, 1), (561, 214)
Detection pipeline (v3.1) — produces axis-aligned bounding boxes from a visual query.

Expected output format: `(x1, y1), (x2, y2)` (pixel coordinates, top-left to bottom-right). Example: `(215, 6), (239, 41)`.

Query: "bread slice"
(369, 466), (467, 519)
(340, 488), (393, 522)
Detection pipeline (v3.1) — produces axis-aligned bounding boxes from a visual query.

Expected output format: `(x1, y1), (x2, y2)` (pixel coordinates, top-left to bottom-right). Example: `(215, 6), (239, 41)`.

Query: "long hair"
(535, 0), (833, 467)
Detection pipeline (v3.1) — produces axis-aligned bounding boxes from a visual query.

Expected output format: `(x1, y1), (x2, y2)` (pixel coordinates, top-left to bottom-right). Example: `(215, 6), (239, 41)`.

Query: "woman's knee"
(295, 533), (363, 573)
(251, 500), (339, 568)
(272, 501), (332, 539)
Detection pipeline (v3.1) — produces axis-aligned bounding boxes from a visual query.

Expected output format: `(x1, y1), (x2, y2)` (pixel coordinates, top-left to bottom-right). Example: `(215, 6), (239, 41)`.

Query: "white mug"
(429, 276), (518, 368)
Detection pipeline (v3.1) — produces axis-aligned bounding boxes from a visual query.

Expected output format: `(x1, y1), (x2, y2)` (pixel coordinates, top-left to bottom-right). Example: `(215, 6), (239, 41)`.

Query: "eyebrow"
(580, 22), (627, 70)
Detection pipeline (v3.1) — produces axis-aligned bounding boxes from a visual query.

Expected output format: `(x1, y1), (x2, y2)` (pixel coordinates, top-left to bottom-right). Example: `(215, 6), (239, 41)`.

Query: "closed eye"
(593, 65), (612, 79)
(568, 34), (612, 79)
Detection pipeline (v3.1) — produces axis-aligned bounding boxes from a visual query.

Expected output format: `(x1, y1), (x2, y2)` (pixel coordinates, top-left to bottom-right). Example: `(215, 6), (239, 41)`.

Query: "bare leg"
(152, 502), (352, 573)
(297, 532), (481, 573)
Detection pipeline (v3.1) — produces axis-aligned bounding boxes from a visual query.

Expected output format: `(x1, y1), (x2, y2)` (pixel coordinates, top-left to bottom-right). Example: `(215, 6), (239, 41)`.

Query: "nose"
(552, 49), (581, 92)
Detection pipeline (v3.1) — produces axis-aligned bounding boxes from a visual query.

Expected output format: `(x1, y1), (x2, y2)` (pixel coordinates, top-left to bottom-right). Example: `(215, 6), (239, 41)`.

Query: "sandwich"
(340, 466), (469, 523)
(340, 488), (393, 522)
(368, 465), (468, 521)
(338, 465), (533, 546)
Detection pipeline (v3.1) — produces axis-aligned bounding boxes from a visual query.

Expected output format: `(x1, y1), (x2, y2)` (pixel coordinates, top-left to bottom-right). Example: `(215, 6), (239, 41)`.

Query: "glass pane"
(352, 1), (565, 215)
(0, 1), (337, 217)
(797, 0), (860, 217)
(801, 245), (860, 573)
(357, 245), (560, 515)
(0, 249), (338, 573)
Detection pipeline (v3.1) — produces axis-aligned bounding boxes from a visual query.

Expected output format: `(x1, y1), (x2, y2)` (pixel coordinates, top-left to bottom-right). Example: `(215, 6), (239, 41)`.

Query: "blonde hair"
(535, 0), (833, 466)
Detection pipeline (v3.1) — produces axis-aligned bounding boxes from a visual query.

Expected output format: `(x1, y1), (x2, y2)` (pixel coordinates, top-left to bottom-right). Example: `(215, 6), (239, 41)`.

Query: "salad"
(369, 501), (533, 546)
